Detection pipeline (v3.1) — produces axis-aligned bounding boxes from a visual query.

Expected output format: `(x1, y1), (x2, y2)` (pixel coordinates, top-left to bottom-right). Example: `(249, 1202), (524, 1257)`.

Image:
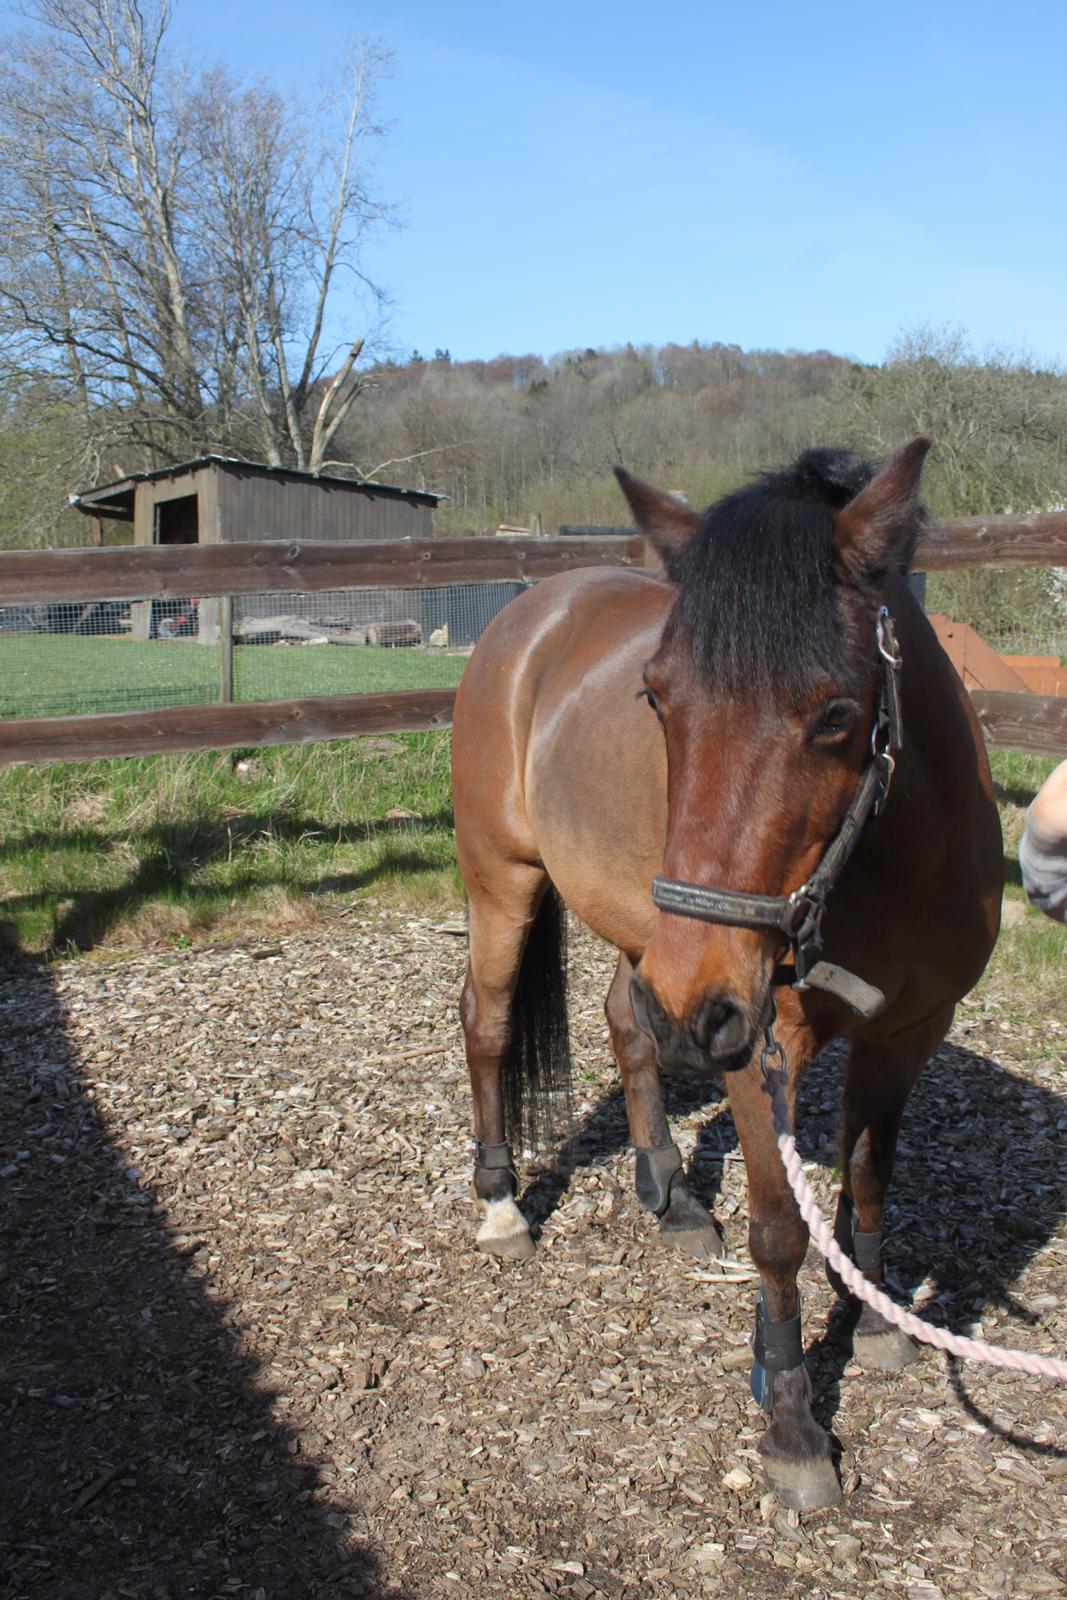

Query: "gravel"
(2, 913), (1065, 1599)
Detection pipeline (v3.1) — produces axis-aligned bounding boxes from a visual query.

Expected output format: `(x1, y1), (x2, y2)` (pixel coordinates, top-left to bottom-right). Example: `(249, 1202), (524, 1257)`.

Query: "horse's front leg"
(605, 953), (723, 1259)
(727, 1050), (841, 1510)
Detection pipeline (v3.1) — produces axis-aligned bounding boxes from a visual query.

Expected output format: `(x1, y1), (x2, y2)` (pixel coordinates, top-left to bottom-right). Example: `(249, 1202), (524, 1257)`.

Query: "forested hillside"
(2, 328), (1066, 646)
(337, 340), (849, 535)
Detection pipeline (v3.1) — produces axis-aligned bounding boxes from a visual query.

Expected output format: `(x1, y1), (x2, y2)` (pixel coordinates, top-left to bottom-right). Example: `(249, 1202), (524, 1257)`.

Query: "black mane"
(666, 448), (908, 697)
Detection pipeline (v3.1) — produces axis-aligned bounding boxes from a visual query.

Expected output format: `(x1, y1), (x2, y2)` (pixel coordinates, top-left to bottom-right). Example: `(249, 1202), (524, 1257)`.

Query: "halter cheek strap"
(651, 608), (902, 1020)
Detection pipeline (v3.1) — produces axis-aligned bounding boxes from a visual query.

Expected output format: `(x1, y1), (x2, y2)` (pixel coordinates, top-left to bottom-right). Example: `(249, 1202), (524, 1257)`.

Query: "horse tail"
(502, 884), (573, 1155)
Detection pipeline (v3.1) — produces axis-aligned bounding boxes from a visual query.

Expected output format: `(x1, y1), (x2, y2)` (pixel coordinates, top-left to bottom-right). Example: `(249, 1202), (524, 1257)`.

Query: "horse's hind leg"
(605, 953), (723, 1260)
(460, 867), (547, 1263)
(834, 1012), (951, 1370)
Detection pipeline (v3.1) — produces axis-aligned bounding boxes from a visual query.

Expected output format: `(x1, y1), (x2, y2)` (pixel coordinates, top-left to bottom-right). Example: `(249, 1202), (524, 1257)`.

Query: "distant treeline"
(346, 326), (1067, 647)
(342, 340), (848, 535)
(3, 327), (1066, 647)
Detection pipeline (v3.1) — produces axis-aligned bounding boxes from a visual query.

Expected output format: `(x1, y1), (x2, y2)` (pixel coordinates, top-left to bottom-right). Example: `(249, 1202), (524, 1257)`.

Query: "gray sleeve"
(1018, 808), (1067, 923)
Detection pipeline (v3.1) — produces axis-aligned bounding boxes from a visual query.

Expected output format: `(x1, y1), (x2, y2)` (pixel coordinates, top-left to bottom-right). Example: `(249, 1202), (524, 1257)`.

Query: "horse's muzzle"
(630, 973), (756, 1072)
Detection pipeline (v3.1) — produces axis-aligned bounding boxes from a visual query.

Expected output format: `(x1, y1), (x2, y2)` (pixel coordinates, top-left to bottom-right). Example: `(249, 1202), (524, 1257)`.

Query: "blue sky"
(171, 0), (1067, 368)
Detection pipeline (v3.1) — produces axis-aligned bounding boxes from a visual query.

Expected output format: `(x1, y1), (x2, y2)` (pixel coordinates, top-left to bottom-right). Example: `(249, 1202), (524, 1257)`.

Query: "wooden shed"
(71, 455), (441, 546)
(71, 456), (443, 642)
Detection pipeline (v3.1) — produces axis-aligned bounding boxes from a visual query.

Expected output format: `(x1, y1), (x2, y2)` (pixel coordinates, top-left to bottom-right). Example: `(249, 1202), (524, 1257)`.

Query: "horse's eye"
(637, 685), (663, 720)
(814, 699), (857, 741)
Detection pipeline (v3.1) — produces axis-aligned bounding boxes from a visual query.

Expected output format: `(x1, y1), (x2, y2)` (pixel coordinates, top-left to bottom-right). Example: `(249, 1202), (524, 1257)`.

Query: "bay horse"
(451, 439), (1003, 1508)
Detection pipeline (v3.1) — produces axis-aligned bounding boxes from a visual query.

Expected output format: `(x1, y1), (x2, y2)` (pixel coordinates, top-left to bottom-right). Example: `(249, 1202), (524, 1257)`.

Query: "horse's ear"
(834, 436), (932, 581)
(614, 466), (700, 559)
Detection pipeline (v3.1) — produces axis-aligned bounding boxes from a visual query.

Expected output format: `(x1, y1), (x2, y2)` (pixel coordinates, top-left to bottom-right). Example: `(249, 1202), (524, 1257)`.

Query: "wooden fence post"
(220, 596), (234, 704)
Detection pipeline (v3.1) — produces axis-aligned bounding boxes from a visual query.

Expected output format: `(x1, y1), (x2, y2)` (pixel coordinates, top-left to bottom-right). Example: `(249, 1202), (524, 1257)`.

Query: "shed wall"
(216, 467), (432, 543)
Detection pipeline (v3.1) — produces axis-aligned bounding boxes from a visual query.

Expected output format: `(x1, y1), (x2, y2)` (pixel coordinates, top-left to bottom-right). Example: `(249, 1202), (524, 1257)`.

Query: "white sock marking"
(476, 1195), (530, 1246)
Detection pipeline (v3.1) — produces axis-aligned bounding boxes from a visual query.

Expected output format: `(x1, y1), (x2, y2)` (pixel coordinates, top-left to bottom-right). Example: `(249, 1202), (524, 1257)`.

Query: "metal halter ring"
(876, 605), (902, 668)
(786, 880), (811, 913)
(759, 1003), (788, 1083)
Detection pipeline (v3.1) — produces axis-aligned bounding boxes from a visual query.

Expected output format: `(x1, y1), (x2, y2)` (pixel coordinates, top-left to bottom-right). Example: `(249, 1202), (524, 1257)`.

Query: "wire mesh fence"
(0, 581), (527, 720)
(1, 570), (1063, 726)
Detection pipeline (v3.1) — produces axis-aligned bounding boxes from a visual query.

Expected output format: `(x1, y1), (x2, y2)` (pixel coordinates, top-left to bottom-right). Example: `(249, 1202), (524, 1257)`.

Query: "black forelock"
(665, 447), (878, 697)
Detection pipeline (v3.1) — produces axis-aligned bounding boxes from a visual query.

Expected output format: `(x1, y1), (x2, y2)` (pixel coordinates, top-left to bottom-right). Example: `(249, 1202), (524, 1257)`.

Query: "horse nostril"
(691, 992), (746, 1053)
(630, 974), (678, 1047)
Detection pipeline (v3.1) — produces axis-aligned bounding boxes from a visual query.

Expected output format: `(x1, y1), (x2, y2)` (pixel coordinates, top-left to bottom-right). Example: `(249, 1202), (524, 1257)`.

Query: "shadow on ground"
(0, 954), (401, 1599)
(519, 1073), (729, 1238)
(0, 807), (456, 957)
(519, 1033), (1066, 1460)
(803, 1039), (1067, 1459)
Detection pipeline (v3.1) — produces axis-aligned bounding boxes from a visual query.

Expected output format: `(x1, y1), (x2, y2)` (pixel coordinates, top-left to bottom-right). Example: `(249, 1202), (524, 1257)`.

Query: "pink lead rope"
(760, 1057), (1067, 1383)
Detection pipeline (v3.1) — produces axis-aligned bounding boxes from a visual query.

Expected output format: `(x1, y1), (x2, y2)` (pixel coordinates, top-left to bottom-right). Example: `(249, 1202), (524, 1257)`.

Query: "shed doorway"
(155, 494), (199, 545)
(151, 493), (200, 639)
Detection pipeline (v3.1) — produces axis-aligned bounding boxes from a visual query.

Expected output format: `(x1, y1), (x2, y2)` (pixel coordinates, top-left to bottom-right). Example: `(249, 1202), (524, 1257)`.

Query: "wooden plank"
(1, 679), (1063, 764)
(915, 512), (1067, 571)
(1002, 658), (1067, 697)
(0, 535), (649, 606)
(0, 689), (459, 768)
(969, 690), (1067, 757)
(6, 514), (1066, 606)
(929, 615), (1030, 692)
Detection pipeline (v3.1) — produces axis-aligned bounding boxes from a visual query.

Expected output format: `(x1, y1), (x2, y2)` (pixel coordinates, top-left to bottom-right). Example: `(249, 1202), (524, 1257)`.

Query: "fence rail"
(1, 507), (1065, 606)
(0, 534), (649, 606)
(0, 519), (1065, 767)
(969, 690), (1067, 757)
(0, 688), (458, 767)
(914, 512), (1067, 572)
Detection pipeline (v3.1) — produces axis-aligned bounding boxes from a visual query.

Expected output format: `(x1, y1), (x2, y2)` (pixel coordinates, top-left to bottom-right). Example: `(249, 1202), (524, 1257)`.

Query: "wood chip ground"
(2, 915), (1065, 1599)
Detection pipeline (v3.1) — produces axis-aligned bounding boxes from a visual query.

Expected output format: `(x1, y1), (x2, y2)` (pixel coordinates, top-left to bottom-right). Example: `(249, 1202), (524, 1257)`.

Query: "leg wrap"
(634, 1142), (683, 1215)
(750, 1289), (806, 1413)
(853, 1227), (882, 1273)
(474, 1140), (517, 1198)
(827, 1193), (882, 1295)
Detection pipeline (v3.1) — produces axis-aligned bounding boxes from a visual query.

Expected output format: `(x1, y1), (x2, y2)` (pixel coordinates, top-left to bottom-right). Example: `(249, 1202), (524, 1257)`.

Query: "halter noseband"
(650, 607), (903, 1021)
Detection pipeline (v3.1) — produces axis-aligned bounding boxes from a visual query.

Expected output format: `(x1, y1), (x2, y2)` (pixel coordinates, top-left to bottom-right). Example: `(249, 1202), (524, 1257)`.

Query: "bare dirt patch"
(2, 916), (1065, 1599)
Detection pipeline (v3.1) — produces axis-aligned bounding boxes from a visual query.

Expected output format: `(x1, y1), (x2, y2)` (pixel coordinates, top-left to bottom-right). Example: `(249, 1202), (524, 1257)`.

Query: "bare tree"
(824, 325), (1067, 517)
(0, 1), (204, 466)
(0, 0), (393, 478)
(194, 41), (394, 472)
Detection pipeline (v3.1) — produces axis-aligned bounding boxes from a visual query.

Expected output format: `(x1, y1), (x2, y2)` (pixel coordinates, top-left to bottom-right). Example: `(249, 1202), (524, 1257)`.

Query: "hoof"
(656, 1222), (725, 1260)
(476, 1197), (535, 1262)
(853, 1323), (917, 1371)
(656, 1183), (725, 1260)
(760, 1452), (842, 1510)
(757, 1364), (840, 1510)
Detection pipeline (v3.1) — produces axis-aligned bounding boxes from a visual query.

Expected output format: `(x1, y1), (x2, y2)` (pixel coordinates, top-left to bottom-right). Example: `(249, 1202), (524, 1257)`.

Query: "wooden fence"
(0, 532), (648, 605)
(0, 517), (1065, 767)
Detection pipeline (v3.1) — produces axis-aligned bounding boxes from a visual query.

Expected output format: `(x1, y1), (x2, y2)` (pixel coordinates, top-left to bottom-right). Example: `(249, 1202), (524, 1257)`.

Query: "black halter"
(650, 607), (903, 1020)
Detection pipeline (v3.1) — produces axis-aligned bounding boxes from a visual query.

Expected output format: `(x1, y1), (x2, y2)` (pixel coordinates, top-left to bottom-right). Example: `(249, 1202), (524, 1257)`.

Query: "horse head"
(617, 437), (931, 1071)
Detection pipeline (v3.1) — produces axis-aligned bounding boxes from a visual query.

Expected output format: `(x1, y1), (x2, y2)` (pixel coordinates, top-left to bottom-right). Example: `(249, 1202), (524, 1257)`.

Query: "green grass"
(0, 635), (468, 718)
(974, 750), (1067, 1022)
(0, 736), (1064, 1007)
(0, 734), (460, 956)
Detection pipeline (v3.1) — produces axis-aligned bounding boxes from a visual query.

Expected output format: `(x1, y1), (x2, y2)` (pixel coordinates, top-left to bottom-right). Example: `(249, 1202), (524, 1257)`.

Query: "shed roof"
(71, 455), (444, 521)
